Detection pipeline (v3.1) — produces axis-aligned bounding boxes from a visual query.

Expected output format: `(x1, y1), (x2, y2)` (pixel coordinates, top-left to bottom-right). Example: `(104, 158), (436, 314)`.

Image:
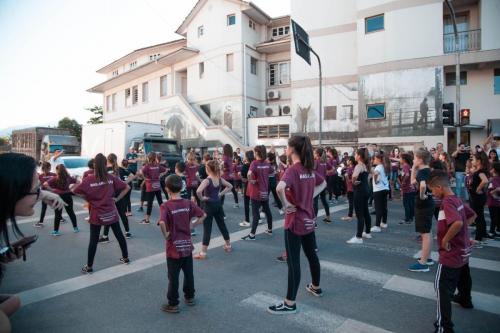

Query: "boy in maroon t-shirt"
(428, 170), (477, 333)
(158, 175), (206, 314)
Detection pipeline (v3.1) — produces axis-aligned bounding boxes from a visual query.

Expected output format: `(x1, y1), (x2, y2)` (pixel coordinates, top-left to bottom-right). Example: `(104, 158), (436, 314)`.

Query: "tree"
(0, 137), (9, 146)
(86, 105), (103, 124)
(58, 117), (82, 141)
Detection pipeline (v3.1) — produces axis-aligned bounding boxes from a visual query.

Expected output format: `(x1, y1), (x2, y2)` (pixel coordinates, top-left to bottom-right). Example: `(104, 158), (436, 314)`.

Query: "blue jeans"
(454, 172), (468, 201)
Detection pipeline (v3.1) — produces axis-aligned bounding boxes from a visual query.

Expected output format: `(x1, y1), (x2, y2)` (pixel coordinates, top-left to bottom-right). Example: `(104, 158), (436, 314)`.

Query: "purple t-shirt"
(47, 176), (77, 195)
(222, 156), (233, 180)
(282, 163), (324, 236)
(160, 199), (204, 259)
(248, 160), (271, 201)
(437, 195), (475, 268)
(185, 162), (199, 188)
(314, 159), (332, 179)
(73, 174), (127, 225)
(487, 176), (500, 207)
(142, 163), (167, 192)
(399, 164), (416, 194)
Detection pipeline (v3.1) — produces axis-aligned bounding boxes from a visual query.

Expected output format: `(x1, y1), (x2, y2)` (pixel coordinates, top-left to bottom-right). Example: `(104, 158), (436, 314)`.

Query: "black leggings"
(251, 199), (272, 234)
(221, 180), (238, 205)
(347, 192), (354, 217)
(54, 193), (77, 231)
(243, 183), (250, 222)
(373, 189), (388, 227)
(403, 192), (416, 221)
(268, 176), (282, 209)
(125, 190), (132, 212)
(354, 190), (371, 238)
(285, 229), (320, 301)
(489, 206), (500, 233)
(39, 201), (48, 223)
(202, 202), (230, 246)
(313, 189), (330, 217)
(146, 190), (163, 216)
(470, 194), (487, 241)
(88, 222), (128, 267)
(104, 198), (130, 235)
(188, 187), (201, 207)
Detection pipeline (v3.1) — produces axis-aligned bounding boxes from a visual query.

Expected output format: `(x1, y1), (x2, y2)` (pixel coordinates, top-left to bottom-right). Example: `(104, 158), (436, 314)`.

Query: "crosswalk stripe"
(412, 251), (500, 273)
(483, 241), (500, 249)
(240, 291), (393, 333)
(320, 260), (500, 316)
(17, 205), (348, 306)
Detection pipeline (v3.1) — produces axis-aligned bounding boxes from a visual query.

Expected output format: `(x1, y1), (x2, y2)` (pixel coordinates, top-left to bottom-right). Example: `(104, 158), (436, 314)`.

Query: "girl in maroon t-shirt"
(341, 156), (355, 221)
(399, 153), (417, 224)
(241, 145), (273, 241)
(44, 164), (78, 235)
(140, 152), (168, 224)
(185, 151), (201, 206)
(313, 148), (332, 223)
(487, 162), (500, 236)
(35, 162), (56, 228)
(220, 144), (239, 210)
(73, 153), (130, 274)
(194, 160), (233, 259)
(233, 156), (243, 195)
(268, 136), (326, 315)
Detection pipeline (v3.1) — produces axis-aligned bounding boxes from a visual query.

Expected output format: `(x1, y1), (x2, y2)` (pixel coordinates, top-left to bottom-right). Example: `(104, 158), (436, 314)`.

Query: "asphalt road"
(3, 191), (500, 333)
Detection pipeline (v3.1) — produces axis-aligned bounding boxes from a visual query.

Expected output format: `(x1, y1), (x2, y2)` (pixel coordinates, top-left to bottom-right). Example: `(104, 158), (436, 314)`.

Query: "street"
(5, 191), (500, 333)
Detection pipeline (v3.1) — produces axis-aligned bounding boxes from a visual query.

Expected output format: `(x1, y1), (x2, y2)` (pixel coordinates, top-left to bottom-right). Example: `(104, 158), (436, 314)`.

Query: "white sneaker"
(260, 212), (266, 219)
(380, 223), (388, 229)
(362, 232), (372, 239)
(258, 219), (264, 224)
(370, 226), (381, 233)
(239, 221), (250, 227)
(279, 209), (284, 215)
(85, 216), (90, 221)
(346, 236), (363, 244)
(233, 204), (240, 208)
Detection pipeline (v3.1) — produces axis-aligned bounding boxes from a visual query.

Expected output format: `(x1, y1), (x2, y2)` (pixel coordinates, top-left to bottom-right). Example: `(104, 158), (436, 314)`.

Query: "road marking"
(412, 250), (500, 273)
(320, 260), (500, 316)
(483, 241), (500, 249)
(17, 205), (348, 306)
(240, 291), (393, 333)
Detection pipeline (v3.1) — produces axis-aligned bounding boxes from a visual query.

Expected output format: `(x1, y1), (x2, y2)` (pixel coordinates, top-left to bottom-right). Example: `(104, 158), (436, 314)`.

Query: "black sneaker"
(241, 234), (255, 241)
(265, 229), (273, 235)
(314, 222), (318, 229)
(306, 284), (323, 297)
(452, 294), (474, 309)
(184, 298), (196, 306)
(125, 232), (132, 239)
(81, 265), (93, 274)
(160, 304), (179, 313)
(120, 257), (130, 265)
(323, 217), (332, 224)
(268, 302), (297, 315)
(276, 255), (287, 263)
(98, 236), (110, 244)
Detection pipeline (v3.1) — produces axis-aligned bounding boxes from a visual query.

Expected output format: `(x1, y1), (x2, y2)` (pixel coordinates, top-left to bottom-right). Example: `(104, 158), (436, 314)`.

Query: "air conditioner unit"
(264, 105), (279, 117)
(267, 90), (281, 100)
(281, 105), (291, 115)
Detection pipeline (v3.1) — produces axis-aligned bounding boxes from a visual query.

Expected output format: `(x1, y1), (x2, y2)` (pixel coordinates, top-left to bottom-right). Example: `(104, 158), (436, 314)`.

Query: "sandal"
(223, 244), (232, 253)
(193, 252), (207, 260)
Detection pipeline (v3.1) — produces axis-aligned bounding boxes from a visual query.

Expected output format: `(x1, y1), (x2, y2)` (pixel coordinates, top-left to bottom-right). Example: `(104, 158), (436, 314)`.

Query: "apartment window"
(249, 19), (256, 30)
(149, 54), (161, 61)
(227, 14), (236, 26)
(367, 103), (386, 119)
(112, 93), (116, 111)
(142, 82), (149, 102)
(112, 70), (119, 77)
(269, 62), (290, 86)
(129, 61), (137, 70)
(199, 62), (205, 78)
(160, 75), (168, 97)
(257, 125), (290, 139)
(132, 85), (138, 105)
(226, 53), (234, 72)
(445, 71), (467, 86)
(324, 106), (337, 120)
(250, 57), (257, 75)
(106, 95), (111, 112)
(365, 14), (384, 33)
(494, 69), (500, 94)
(342, 105), (354, 120)
(125, 88), (131, 107)
(197, 25), (204, 37)
(272, 26), (290, 38)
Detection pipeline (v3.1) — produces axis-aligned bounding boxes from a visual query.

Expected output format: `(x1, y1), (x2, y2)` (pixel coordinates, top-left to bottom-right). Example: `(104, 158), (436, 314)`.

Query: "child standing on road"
(399, 153), (417, 225)
(428, 169), (476, 333)
(341, 156), (355, 221)
(140, 152), (168, 224)
(175, 161), (197, 237)
(239, 150), (254, 228)
(158, 174), (206, 313)
(313, 148), (332, 224)
(35, 162), (56, 228)
(185, 152), (201, 206)
(487, 162), (500, 237)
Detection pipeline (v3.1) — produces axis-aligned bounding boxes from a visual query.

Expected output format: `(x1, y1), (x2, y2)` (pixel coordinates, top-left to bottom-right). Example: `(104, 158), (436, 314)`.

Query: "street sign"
(291, 19), (311, 65)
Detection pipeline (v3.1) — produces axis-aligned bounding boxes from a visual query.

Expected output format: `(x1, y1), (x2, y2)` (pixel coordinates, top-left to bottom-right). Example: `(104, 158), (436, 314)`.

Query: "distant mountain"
(0, 122), (58, 137)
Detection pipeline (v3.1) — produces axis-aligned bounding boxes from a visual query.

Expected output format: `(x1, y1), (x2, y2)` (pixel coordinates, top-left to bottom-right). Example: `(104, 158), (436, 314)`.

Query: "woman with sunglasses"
(0, 153), (65, 332)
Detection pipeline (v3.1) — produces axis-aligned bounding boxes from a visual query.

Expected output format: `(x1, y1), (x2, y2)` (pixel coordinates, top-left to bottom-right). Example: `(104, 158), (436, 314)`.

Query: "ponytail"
(94, 153), (108, 183)
(107, 153), (119, 176)
(55, 164), (70, 188)
(288, 136), (314, 172)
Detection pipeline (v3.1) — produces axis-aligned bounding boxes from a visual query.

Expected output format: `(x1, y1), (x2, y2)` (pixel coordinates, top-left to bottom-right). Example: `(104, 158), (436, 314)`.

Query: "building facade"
(88, 0), (500, 151)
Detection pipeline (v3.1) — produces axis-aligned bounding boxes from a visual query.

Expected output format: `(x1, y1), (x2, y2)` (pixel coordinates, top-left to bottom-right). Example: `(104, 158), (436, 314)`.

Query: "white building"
(88, 0), (500, 151)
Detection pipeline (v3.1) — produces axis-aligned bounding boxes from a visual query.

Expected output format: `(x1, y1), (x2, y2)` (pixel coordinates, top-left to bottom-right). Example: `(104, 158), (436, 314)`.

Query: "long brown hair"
(94, 153), (108, 182)
(147, 152), (157, 164)
(55, 164), (70, 188)
(223, 144), (233, 158)
(288, 136), (314, 172)
(107, 153), (119, 176)
(356, 148), (370, 168)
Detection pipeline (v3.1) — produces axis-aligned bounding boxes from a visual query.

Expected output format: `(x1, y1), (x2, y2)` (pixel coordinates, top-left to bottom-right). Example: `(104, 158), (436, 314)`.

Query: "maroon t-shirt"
(233, 163), (242, 180)
(39, 172), (56, 189)
(185, 162), (199, 188)
(487, 176), (500, 207)
(160, 199), (204, 259)
(221, 156), (233, 180)
(248, 160), (271, 201)
(47, 176), (77, 195)
(345, 166), (354, 192)
(73, 174), (127, 225)
(400, 164), (416, 194)
(142, 163), (167, 192)
(437, 195), (475, 268)
(83, 169), (94, 179)
(282, 163), (324, 236)
(314, 159), (332, 179)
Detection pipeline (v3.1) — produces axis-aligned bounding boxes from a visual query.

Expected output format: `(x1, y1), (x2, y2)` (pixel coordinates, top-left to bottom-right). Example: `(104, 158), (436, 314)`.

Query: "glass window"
(365, 14), (384, 33)
(132, 85), (138, 105)
(227, 14), (236, 26)
(279, 63), (290, 84)
(269, 62), (290, 86)
(106, 95), (111, 112)
(142, 82), (149, 102)
(197, 26), (204, 37)
(250, 57), (257, 75)
(445, 71), (467, 86)
(324, 106), (337, 120)
(199, 62), (204, 78)
(367, 103), (385, 119)
(125, 88), (131, 107)
(494, 69), (500, 95)
(160, 75), (168, 97)
(226, 53), (234, 72)
(112, 93), (116, 111)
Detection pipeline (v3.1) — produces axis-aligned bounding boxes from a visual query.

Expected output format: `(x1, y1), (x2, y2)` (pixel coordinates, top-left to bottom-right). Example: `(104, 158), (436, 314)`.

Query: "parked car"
(54, 156), (90, 179)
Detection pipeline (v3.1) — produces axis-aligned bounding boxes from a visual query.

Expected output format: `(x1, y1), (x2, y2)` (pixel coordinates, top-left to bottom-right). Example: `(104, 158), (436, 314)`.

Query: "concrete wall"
(481, 0), (500, 51)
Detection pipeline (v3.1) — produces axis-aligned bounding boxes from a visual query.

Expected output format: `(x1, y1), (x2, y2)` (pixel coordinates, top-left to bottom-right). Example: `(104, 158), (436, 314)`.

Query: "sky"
(0, 0), (290, 133)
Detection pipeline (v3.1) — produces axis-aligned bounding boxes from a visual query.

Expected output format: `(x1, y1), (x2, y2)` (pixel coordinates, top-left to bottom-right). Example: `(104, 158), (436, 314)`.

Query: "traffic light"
(442, 103), (454, 126)
(460, 108), (470, 126)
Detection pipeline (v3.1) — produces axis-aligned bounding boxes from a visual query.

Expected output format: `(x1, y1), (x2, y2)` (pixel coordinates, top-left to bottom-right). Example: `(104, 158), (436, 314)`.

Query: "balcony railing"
(443, 29), (481, 53)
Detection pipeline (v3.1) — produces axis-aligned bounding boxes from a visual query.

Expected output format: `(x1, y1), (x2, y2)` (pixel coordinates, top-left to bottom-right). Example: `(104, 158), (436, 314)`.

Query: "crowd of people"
(0, 134), (499, 333)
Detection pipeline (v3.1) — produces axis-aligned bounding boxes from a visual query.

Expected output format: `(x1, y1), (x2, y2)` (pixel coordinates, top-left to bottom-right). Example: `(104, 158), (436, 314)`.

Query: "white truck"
(81, 121), (182, 164)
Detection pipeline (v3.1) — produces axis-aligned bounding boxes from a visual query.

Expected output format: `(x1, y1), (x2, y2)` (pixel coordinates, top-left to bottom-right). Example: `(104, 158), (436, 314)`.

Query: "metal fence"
(444, 29), (481, 53)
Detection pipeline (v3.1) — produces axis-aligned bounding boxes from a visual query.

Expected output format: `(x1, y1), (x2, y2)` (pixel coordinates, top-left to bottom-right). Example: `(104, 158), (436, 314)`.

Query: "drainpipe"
(243, 43), (248, 147)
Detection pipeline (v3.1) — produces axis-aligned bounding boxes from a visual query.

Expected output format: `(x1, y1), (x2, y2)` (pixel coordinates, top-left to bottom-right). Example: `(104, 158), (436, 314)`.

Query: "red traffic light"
(461, 109), (470, 117)
(460, 108), (470, 126)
